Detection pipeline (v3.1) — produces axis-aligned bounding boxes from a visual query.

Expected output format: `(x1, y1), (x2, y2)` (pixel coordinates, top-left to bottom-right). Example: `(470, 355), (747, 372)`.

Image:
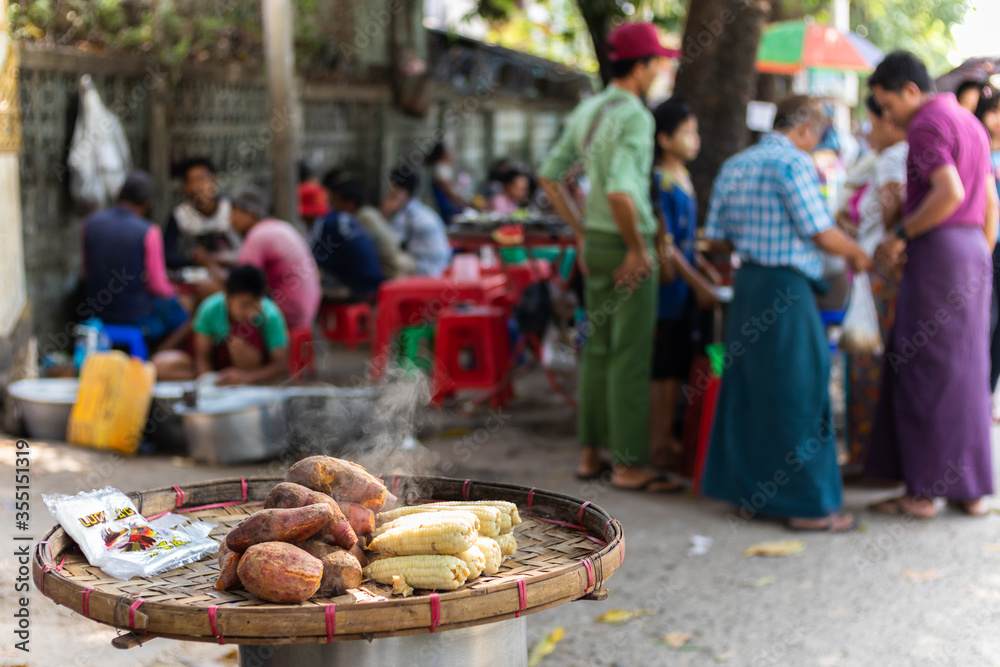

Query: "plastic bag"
(42, 487), (218, 580)
(67, 74), (132, 211)
(840, 272), (883, 354)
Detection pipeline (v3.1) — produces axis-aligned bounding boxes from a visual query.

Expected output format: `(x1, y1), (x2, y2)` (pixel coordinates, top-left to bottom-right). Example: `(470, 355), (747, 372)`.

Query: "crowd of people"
(80, 136), (541, 388)
(540, 23), (997, 530)
(78, 19), (998, 530)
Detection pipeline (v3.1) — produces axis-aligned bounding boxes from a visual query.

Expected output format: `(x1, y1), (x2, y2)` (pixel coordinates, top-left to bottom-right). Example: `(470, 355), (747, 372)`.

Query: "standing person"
(82, 171), (189, 351)
(868, 51), (999, 518)
(382, 165), (452, 278)
(225, 186), (321, 331)
(539, 22), (678, 492)
(956, 80), (983, 115)
(164, 157), (240, 270)
(648, 97), (719, 470)
(699, 95), (871, 532)
(974, 88), (1000, 421)
(844, 95), (908, 466)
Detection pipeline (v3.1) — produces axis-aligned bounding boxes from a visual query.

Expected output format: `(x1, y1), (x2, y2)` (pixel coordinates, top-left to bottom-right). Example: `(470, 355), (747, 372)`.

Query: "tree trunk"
(577, 0), (619, 86)
(673, 0), (770, 221)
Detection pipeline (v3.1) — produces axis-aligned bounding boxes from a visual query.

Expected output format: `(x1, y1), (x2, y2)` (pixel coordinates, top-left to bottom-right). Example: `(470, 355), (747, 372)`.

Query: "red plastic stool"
(504, 260), (552, 301)
(288, 327), (316, 380)
(319, 301), (373, 349)
(432, 305), (511, 408)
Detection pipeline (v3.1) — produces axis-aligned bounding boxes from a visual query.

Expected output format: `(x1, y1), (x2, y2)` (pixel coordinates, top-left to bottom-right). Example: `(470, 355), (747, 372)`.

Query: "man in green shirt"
(540, 22), (679, 492)
(152, 265), (289, 385)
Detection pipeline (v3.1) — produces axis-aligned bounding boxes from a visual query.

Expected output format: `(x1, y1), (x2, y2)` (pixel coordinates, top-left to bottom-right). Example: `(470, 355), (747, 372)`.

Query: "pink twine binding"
(526, 488), (536, 509)
(515, 577), (527, 618)
(462, 479), (472, 500)
(325, 605), (336, 643)
(429, 592), (441, 633)
(577, 501), (591, 526)
(172, 485), (185, 509)
(81, 587), (95, 618)
(208, 605), (223, 644)
(581, 558), (595, 592)
(129, 599), (147, 635)
(147, 477), (248, 521)
(39, 555), (66, 595)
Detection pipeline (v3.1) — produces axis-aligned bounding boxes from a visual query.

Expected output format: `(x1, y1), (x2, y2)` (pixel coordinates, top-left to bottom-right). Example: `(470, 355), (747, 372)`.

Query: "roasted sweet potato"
(237, 542), (323, 604)
(225, 504), (334, 553)
(295, 541), (362, 597)
(265, 482), (358, 550)
(338, 501), (376, 536)
(215, 541), (243, 591)
(286, 456), (387, 511)
(349, 541), (369, 568)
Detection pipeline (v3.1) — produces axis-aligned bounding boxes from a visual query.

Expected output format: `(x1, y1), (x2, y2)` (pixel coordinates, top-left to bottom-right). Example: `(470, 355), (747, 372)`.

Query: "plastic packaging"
(42, 487), (218, 580)
(840, 272), (883, 354)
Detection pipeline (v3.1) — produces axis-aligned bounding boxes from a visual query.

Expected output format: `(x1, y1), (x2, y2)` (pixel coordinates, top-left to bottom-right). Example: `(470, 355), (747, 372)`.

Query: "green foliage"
(850, 0), (968, 74)
(8, 0), (341, 70)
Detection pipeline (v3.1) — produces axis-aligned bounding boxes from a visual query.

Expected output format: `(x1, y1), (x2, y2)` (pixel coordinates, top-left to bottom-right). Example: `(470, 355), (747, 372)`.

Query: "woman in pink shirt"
(227, 186), (322, 331)
(489, 170), (531, 215)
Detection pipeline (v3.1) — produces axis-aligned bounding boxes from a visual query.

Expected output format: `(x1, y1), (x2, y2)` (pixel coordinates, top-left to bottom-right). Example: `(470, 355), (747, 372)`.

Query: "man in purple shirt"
(867, 51), (1000, 518)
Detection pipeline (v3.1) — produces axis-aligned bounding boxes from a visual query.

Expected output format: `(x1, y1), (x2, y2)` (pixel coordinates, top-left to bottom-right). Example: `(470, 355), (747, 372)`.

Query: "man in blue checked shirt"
(700, 95), (872, 534)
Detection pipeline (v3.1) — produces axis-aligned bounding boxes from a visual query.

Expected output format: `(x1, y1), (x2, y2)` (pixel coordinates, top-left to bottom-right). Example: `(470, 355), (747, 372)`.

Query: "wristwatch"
(895, 225), (910, 243)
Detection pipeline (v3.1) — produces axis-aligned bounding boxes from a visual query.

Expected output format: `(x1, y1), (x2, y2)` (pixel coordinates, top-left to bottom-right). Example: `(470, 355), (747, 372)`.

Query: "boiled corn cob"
(374, 510), (482, 538)
(378, 505), (502, 537)
(475, 536), (502, 575)
(496, 533), (517, 557)
(435, 500), (522, 526)
(364, 555), (470, 590)
(455, 545), (486, 579)
(368, 513), (476, 555)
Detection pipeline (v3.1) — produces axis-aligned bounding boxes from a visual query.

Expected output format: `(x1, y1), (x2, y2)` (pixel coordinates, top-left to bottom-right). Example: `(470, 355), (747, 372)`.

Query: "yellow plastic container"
(67, 351), (156, 455)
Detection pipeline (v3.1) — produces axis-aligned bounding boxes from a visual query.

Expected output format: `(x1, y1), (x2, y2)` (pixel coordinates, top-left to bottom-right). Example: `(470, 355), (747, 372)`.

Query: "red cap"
(606, 22), (679, 62)
(298, 182), (329, 218)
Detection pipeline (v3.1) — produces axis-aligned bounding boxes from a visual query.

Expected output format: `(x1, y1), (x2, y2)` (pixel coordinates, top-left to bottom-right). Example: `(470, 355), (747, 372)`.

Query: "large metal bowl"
(7, 378), (79, 441)
(174, 387), (288, 464)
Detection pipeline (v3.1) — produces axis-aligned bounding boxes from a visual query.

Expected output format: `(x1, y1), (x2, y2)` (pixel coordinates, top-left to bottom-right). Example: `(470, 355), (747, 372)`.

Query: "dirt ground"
(3, 346), (1000, 667)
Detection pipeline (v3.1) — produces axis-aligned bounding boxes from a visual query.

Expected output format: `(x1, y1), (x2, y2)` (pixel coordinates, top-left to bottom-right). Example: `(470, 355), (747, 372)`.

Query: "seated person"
(201, 185), (321, 331)
(164, 157), (240, 270)
(489, 169), (531, 215)
(298, 161), (329, 232)
(312, 198), (385, 302)
(381, 165), (452, 278)
(152, 265), (289, 385)
(478, 157), (512, 201)
(325, 175), (413, 280)
(424, 142), (473, 222)
(82, 170), (189, 351)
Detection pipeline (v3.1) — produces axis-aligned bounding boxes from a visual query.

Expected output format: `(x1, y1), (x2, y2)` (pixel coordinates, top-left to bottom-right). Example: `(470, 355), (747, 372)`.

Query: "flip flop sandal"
(868, 498), (936, 519)
(612, 475), (685, 494)
(946, 499), (989, 517)
(786, 514), (858, 533)
(574, 461), (613, 481)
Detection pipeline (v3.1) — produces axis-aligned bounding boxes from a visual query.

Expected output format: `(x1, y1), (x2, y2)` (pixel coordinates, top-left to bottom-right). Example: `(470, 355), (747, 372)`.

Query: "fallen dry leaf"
(527, 626), (565, 667)
(664, 631), (693, 649)
(744, 540), (805, 557)
(900, 569), (944, 583)
(715, 650), (737, 663)
(596, 609), (657, 624)
(983, 543), (1000, 553)
(739, 575), (776, 588)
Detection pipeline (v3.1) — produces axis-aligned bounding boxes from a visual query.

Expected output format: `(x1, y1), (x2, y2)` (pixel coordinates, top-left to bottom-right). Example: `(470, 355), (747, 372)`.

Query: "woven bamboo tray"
(33, 476), (624, 646)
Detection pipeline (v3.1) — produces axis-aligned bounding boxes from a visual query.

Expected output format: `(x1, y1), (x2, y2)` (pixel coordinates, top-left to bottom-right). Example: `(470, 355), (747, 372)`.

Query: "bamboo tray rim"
(33, 475), (624, 645)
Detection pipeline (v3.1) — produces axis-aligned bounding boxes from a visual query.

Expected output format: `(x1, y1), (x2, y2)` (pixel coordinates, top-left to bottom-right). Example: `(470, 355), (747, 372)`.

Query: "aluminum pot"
(174, 387), (287, 464)
(238, 616), (527, 667)
(7, 379), (78, 441)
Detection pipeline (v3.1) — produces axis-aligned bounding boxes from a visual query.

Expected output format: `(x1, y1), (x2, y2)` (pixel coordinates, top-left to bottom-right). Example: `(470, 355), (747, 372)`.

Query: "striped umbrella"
(756, 19), (883, 74)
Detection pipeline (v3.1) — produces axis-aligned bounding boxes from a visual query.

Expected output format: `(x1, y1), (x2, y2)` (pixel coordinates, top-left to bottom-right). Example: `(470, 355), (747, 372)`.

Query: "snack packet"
(42, 487), (218, 580)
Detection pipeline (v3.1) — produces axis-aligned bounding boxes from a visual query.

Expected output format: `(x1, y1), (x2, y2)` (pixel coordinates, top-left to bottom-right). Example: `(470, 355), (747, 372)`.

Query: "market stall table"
(33, 476), (624, 667)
